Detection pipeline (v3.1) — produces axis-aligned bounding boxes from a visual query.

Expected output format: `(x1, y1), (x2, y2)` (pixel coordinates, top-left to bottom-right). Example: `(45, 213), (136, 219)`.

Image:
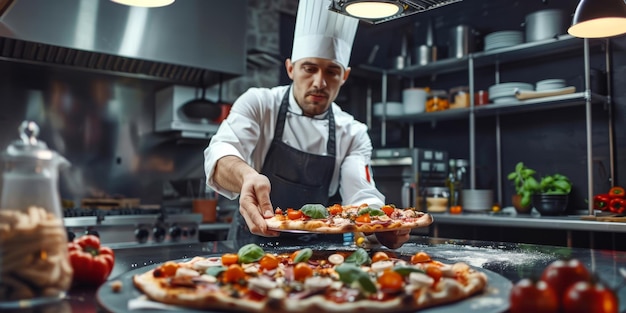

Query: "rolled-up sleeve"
(203, 88), (269, 200)
(338, 125), (385, 208)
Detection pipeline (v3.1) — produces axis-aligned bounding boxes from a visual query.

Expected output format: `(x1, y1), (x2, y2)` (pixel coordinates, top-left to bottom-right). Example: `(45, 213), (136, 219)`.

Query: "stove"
(63, 208), (202, 248)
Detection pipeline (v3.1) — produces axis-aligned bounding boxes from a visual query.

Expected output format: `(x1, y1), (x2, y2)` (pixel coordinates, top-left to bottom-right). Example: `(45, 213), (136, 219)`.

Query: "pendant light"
(328, 0), (462, 24)
(568, 0), (626, 38)
(343, 0), (404, 19)
(110, 0), (175, 8)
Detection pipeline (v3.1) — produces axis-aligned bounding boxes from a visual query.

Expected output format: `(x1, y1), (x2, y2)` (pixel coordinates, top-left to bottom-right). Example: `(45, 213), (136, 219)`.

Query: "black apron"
(230, 86), (343, 247)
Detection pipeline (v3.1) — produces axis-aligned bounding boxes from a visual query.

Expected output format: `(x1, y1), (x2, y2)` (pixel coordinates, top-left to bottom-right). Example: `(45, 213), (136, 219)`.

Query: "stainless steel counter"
(6, 236), (626, 313)
(430, 212), (626, 233)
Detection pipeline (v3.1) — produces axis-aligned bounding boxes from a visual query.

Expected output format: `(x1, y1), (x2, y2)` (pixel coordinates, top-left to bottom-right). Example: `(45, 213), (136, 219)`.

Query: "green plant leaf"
(300, 204), (329, 219)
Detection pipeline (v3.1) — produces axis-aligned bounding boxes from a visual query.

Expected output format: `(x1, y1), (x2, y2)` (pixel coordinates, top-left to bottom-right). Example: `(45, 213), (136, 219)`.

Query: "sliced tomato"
(287, 210), (304, 220)
(377, 270), (404, 292)
(355, 213), (371, 223)
(293, 262), (313, 281)
(381, 205), (395, 217)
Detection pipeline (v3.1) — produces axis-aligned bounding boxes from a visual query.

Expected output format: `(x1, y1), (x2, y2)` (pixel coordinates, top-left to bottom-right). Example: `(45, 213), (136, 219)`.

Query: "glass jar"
(0, 121), (72, 308)
(424, 187), (450, 213)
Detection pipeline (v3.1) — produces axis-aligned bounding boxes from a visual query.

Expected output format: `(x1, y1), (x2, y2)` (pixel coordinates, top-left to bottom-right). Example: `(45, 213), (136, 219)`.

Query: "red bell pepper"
(68, 235), (115, 286)
(593, 194), (611, 211)
(609, 186), (626, 198)
(609, 198), (626, 214)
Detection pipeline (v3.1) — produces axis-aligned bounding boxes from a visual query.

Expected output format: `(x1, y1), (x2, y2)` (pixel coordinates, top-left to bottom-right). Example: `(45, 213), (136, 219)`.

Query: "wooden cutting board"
(580, 215), (626, 222)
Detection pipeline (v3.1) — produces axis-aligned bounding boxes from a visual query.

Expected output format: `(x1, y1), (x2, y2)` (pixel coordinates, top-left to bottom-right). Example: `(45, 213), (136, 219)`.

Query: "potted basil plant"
(507, 162), (540, 214)
(532, 173), (572, 216)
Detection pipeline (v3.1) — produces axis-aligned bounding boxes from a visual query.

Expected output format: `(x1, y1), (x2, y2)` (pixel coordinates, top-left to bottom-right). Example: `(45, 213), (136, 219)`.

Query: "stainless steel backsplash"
(0, 61), (209, 206)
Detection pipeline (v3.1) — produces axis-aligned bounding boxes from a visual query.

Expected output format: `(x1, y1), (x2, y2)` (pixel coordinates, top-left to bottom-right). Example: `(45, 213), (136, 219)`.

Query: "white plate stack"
(484, 31), (524, 50)
(535, 79), (566, 91)
(488, 82), (534, 104)
(373, 102), (403, 117)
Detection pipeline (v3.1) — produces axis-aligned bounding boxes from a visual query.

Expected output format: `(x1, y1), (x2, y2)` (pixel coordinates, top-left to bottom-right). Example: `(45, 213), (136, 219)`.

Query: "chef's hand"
(374, 229), (411, 249)
(239, 173), (279, 237)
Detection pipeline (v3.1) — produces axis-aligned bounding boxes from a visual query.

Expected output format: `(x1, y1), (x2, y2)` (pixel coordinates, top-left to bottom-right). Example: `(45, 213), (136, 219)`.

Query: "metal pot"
(525, 9), (565, 42)
(448, 24), (475, 59)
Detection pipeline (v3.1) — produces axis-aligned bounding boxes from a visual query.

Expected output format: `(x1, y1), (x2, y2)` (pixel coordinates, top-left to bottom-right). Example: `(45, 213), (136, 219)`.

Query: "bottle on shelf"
(446, 159), (461, 208)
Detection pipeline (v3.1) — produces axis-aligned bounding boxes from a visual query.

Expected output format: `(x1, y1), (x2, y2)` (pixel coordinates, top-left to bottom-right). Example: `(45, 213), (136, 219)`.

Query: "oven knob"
(188, 226), (197, 237)
(135, 228), (149, 243)
(67, 230), (76, 242)
(169, 226), (182, 240)
(85, 228), (100, 238)
(153, 226), (166, 242)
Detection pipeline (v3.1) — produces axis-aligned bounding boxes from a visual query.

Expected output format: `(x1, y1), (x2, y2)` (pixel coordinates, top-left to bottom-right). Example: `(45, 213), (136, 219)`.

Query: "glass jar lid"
(3, 121), (55, 161)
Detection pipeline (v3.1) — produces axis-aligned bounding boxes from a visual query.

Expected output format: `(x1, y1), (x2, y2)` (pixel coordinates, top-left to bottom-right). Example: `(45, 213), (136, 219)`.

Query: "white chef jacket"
(203, 85), (385, 208)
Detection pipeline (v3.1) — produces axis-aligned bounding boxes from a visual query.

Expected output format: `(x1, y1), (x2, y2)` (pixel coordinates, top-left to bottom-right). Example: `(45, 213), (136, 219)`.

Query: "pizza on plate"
(132, 244), (488, 312)
(264, 203), (433, 233)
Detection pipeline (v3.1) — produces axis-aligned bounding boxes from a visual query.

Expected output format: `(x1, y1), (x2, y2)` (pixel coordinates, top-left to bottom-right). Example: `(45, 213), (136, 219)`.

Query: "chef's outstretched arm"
(213, 155), (279, 237)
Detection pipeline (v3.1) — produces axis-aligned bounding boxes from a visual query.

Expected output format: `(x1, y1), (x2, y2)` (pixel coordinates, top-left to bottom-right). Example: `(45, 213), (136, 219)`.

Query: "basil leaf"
(335, 264), (377, 293)
(293, 248), (313, 263)
(345, 248), (371, 266)
(357, 207), (385, 217)
(237, 243), (265, 263)
(357, 207), (371, 216)
(300, 204), (329, 219)
(335, 263), (362, 284)
(369, 208), (386, 216)
(393, 265), (425, 276)
(205, 265), (226, 277)
(357, 272), (377, 293)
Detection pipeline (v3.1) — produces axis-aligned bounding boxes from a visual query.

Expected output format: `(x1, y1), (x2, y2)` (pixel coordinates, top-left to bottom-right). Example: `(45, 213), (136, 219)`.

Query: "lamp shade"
(110, 0), (175, 8)
(568, 0), (626, 38)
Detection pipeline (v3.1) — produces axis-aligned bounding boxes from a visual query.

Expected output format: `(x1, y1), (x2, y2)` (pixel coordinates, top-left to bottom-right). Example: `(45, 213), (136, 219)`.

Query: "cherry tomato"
(540, 259), (591, 299)
(425, 266), (442, 283)
(410, 251), (431, 264)
(259, 253), (279, 270)
(221, 253), (239, 266)
(355, 213), (371, 223)
(274, 208), (283, 215)
(562, 280), (618, 313)
(449, 205), (462, 214)
(328, 204), (343, 215)
(381, 205), (395, 217)
(509, 278), (559, 313)
(293, 262), (313, 281)
(377, 270), (404, 292)
(223, 264), (246, 283)
(372, 251), (390, 263)
(287, 210), (304, 220)
(159, 261), (180, 277)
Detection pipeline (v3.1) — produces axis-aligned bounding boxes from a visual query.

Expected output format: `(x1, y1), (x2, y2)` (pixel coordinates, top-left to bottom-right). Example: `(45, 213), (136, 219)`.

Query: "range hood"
(0, 0), (247, 87)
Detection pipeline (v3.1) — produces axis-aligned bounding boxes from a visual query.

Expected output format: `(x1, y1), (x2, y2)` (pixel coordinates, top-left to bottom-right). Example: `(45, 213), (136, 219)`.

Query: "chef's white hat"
(291, 0), (359, 69)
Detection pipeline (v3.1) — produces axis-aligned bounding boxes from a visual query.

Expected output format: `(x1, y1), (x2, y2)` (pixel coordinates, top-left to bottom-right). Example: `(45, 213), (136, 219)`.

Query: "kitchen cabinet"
(365, 34), (612, 214)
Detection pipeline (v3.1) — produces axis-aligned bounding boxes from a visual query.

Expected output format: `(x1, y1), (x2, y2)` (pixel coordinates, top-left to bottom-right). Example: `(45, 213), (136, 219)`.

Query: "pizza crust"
(265, 205), (433, 234)
(131, 250), (488, 313)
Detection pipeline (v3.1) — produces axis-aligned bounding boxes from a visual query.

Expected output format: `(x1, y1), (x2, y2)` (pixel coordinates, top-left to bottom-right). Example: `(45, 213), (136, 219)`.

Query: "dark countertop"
(6, 236), (626, 313)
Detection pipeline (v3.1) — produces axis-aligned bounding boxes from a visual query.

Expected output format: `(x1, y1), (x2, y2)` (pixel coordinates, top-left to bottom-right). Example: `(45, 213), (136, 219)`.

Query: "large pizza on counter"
(132, 244), (488, 313)
(265, 203), (433, 233)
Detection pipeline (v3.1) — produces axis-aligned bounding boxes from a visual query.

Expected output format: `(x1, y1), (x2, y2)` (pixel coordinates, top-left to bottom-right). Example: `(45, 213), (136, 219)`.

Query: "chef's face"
(285, 57), (350, 117)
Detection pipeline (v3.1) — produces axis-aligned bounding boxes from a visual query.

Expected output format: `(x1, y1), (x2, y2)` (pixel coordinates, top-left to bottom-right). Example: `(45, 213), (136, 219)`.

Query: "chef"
(204, 0), (409, 249)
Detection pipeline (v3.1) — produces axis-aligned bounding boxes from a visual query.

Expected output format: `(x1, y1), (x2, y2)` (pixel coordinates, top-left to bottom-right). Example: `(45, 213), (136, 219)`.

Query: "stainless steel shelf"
(385, 92), (606, 124)
(367, 35), (597, 79)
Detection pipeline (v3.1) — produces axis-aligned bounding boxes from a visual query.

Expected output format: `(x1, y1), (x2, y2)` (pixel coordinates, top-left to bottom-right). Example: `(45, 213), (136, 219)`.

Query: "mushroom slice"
(304, 276), (333, 291)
